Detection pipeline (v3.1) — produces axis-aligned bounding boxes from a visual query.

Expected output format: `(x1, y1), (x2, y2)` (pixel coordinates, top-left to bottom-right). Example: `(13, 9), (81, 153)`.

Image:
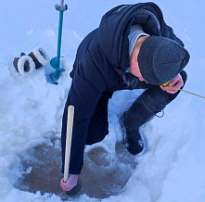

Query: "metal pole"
(49, 0), (68, 84)
(56, 10), (63, 67)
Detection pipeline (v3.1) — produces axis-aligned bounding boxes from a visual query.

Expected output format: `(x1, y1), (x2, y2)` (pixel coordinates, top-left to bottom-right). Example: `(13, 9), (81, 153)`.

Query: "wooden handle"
(64, 105), (74, 182)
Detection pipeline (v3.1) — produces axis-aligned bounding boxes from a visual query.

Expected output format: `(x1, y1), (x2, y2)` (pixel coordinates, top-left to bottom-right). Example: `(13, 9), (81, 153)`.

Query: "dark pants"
(84, 70), (187, 144)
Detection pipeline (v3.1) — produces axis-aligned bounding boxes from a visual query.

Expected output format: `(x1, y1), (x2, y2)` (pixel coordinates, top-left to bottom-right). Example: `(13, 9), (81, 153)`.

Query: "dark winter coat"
(62, 2), (184, 174)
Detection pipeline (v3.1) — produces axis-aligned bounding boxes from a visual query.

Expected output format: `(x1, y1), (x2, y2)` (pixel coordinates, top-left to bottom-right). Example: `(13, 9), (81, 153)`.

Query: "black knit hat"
(138, 36), (190, 85)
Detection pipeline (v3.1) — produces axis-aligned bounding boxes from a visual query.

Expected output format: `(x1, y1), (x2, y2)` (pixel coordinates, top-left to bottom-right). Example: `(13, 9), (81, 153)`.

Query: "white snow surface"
(0, 0), (205, 201)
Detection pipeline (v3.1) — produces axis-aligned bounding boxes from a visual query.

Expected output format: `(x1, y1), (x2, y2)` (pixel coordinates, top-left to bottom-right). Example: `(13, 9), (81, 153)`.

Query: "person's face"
(129, 58), (146, 82)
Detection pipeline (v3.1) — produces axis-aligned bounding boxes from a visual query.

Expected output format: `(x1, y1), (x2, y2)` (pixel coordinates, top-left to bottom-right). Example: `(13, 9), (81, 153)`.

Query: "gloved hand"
(60, 174), (79, 191)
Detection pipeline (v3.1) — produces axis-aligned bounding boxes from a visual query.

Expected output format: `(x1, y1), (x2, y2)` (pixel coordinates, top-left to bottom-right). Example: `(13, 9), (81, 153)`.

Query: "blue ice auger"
(49, 0), (68, 84)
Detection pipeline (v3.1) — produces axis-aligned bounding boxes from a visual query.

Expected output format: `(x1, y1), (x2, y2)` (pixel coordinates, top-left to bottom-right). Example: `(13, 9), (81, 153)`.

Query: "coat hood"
(96, 2), (182, 76)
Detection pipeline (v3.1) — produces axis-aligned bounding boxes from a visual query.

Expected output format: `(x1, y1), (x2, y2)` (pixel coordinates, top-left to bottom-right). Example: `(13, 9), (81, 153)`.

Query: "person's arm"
(61, 60), (107, 191)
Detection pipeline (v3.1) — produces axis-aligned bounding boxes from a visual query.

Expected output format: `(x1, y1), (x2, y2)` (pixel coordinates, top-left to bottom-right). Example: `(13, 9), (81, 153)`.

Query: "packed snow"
(0, 0), (205, 201)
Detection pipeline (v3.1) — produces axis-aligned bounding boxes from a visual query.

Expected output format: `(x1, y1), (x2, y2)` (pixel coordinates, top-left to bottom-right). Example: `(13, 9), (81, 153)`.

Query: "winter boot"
(28, 47), (49, 69)
(13, 53), (35, 76)
(120, 96), (155, 155)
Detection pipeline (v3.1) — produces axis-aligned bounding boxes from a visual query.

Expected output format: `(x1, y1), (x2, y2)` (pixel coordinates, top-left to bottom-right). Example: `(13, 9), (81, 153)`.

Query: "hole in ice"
(13, 138), (137, 199)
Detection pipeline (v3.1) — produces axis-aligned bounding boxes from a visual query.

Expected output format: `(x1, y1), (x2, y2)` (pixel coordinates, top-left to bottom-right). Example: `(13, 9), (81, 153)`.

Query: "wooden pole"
(63, 105), (74, 182)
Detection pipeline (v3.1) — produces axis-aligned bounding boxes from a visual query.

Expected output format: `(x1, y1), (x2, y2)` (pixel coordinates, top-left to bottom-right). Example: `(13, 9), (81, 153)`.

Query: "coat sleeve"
(61, 57), (107, 174)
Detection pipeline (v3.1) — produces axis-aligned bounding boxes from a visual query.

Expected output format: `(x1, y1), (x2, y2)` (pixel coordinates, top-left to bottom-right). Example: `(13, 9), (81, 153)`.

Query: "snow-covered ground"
(0, 0), (205, 201)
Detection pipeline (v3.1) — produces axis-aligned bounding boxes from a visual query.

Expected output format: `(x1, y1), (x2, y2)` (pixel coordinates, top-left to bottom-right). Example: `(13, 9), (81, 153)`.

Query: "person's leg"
(121, 71), (187, 155)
